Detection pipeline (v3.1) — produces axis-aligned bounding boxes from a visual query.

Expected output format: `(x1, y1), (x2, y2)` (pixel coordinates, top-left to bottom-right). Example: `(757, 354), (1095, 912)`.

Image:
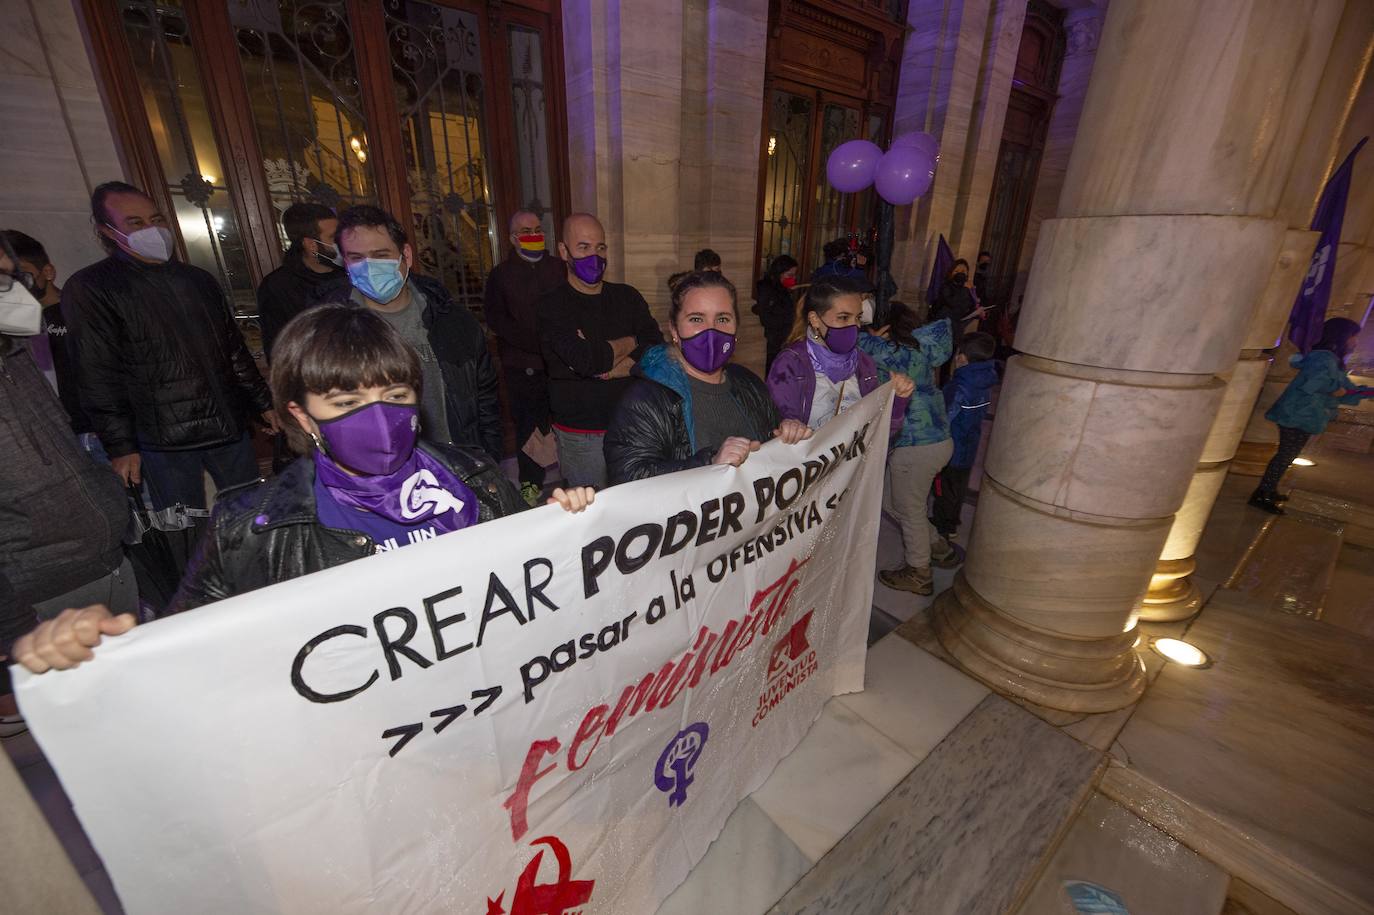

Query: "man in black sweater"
(536, 213), (663, 488)
(256, 202), (342, 360)
(63, 182), (275, 511)
(484, 209), (566, 501)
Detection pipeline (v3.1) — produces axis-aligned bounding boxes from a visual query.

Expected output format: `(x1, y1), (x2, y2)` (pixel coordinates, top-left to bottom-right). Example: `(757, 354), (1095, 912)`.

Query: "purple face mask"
(570, 253), (607, 285)
(822, 323), (860, 355)
(679, 328), (735, 373)
(315, 401), (419, 476)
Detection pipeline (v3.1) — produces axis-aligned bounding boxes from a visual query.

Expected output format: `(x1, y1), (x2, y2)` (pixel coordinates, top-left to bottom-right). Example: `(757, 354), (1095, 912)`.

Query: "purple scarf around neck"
(806, 335), (860, 384)
(314, 446), (479, 532)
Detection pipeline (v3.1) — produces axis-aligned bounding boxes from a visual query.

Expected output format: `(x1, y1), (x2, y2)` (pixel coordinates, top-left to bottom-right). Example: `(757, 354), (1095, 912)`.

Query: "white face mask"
(110, 225), (175, 263)
(0, 278), (42, 336)
(860, 296), (876, 327)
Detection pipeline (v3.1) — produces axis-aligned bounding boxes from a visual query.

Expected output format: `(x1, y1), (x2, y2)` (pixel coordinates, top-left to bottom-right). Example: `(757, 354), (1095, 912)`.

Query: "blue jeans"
(553, 427), (607, 489)
(141, 435), (260, 510)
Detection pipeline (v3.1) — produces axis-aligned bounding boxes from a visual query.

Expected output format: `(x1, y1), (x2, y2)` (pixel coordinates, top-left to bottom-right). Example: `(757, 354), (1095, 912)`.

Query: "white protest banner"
(16, 386), (893, 915)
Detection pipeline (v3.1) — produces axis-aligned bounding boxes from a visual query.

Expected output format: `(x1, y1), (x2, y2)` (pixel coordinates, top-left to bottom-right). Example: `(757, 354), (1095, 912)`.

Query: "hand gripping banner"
(16, 386), (893, 915)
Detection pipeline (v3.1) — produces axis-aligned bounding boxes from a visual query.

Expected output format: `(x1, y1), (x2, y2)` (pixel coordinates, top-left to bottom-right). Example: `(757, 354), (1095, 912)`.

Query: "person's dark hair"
(976, 250), (991, 262)
(886, 300), (922, 349)
(822, 238), (849, 263)
(765, 254), (798, 284)
(1, 230), (48, 269)
(90, 180), (148, 253)
(787, 275), (865, 344)
(334, 204), (408, 253)
(282, 202), (336, 249)
(960, 332), (996, 363)
(1311, 317), (1361, 366)
(947, 258), (970, 278)
(667, 270), (690, 292)
(669, 270), (738, 325)
(693, 248), (721, 271)
(270, 304), (423, 454)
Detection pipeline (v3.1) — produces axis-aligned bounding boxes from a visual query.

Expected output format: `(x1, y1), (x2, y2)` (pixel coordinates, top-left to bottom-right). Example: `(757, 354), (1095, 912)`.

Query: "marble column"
(562, 0), (766, 326)
(0, 0), (127, 276)
(932, 0), (1347, 712)
(890, 0), (1028, 299)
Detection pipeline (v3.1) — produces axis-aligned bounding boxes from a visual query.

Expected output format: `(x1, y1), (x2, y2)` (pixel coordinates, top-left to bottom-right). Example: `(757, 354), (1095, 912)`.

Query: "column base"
(932, 572), (1146, 714)
(1231, 441), (1277, 476)
(1137, 558), (1202, 623)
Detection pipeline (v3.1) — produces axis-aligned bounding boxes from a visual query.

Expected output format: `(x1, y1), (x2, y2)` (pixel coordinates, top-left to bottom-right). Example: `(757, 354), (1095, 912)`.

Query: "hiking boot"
(1247, 489), (1284, 515)
(879, 565), (933, 595)
(930, 537), (963, 569)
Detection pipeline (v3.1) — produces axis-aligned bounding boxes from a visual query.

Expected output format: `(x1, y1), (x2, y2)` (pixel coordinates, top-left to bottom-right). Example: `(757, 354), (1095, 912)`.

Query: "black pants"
(504, 365), (550, 487)
(931, 465), (971, 536)
(1258, 425), (1311, 496)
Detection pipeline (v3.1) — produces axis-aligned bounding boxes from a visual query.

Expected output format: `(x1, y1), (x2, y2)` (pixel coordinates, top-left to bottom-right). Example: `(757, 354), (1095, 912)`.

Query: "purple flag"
(1289, 136), (1367, 352)
(926, 234), (954, 309)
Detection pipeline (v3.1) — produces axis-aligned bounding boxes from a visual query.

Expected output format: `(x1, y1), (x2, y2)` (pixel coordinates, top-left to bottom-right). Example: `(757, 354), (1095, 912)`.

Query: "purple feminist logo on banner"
(654, 723), (709, 808)
(1288, 136), (1367, 352)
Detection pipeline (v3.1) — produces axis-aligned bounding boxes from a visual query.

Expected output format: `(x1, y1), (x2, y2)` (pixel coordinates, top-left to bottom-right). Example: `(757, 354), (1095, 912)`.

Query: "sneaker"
(930, 538), (963, 569)
(879, 565), (933, 595)
(1247, 489), (1284, 515)
(0, 714), (27, 739)
(520, 482), (541, 507)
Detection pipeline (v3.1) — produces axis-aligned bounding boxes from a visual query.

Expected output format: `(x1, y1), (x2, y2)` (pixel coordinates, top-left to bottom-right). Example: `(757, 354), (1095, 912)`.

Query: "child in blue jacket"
(932, 333), (999, 539)
(1251, 317), (1371, 514)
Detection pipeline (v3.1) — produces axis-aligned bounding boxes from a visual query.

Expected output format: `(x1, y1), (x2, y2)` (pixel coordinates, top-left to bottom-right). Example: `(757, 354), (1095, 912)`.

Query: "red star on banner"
(486, 892), (506, 915)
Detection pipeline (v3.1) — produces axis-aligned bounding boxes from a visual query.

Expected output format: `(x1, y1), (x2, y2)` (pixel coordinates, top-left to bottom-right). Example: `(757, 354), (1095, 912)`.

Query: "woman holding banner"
(604, 270), (812, 483)
(14, 305), (595, 673)
(767, 276), (914, 433)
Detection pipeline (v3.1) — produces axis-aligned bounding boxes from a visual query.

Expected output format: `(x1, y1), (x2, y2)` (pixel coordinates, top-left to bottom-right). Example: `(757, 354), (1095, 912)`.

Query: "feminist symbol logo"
(654, 722), (710, 807)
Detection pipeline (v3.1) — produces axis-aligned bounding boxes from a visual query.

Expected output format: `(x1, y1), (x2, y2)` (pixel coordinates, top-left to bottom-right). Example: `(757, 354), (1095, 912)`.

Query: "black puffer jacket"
(168, 442), (526, 613)
(604, 345), (780, 484)
(315, 274), (503, 462)
(62, 253), (272, 457)
(0, 338), (125, 646)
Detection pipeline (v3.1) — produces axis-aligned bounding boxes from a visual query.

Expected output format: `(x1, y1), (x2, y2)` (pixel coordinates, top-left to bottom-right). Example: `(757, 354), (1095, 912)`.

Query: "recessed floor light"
(1151, 637), (1211, 668)
(1292, 457), (1315, 467)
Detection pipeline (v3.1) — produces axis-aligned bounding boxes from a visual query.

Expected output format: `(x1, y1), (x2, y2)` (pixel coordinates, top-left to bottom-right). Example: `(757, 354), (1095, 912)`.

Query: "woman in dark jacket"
(753, 255), (799, 372)
(605, 271), (812, 484)
(14, 305), (594, 672)
(930, 258), (986, 346)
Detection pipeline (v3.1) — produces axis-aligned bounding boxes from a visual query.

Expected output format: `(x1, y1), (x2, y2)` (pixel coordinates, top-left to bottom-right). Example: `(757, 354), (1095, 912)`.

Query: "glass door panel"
(230, 0), (377, 233)
(759, 89), (813, 276)
(384, 0), (497, 311)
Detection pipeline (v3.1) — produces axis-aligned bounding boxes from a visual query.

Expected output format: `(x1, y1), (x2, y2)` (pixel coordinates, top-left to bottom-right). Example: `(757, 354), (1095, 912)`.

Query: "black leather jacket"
(62, 253), (272, 457)
(604, 346), (780, 484)
(168, 443), (526, 613)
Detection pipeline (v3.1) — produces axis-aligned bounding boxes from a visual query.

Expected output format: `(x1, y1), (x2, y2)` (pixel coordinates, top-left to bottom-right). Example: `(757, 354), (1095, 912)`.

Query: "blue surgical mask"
(348, 258), (407, 304)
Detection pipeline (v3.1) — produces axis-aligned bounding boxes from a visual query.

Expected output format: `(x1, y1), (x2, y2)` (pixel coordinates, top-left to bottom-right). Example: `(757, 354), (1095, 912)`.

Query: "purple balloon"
(875, 146), (935, 205)
(892, 132), (939, 163)
(826, 139), (883, 193)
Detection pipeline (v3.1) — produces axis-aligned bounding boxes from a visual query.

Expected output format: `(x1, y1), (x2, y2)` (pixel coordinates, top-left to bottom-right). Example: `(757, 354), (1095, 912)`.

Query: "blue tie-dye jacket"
(856, 318), (953, 448)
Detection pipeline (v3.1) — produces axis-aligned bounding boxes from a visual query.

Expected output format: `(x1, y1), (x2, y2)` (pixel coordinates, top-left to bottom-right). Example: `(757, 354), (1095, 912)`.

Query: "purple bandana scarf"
(314, 447), (479, 532)
(806, 334), (860, 384)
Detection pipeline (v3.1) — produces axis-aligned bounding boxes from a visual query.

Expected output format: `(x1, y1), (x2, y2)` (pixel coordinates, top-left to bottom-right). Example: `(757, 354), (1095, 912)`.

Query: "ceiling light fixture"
(1150, 637), (1211, 668)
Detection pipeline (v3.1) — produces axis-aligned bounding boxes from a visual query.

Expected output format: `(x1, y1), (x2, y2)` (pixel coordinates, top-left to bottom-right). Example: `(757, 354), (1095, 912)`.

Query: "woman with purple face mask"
(604, 271), (812, 483)
(13, 306), (596, 675)
(767, 277), (915, 434)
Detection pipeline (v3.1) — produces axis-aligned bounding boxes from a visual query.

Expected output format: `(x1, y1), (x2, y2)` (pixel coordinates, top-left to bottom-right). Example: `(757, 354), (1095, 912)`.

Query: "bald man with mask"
(535, 213), (663, 488)
(484, 210), (566, 502)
